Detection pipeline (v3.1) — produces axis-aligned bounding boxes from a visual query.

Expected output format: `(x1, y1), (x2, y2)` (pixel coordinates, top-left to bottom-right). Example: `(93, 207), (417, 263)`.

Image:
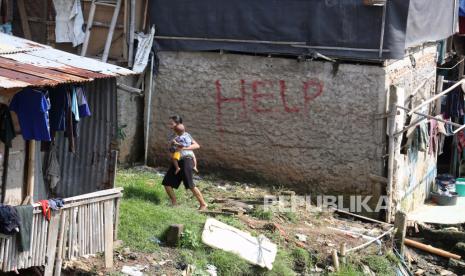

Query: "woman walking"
(162, 115), (208, 210)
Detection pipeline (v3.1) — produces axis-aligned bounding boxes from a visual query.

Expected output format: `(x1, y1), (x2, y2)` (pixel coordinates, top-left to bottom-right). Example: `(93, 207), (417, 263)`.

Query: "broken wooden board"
(201, 218), (277, 270)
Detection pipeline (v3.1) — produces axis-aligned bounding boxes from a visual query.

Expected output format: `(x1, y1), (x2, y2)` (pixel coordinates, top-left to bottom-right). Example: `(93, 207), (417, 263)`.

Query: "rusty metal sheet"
(0, 67), (57, 87)
(0, 76), (30, 89)
(0, 53), (105, 79)
(0, 34), (135, 90)
(0, 57), (89, 83)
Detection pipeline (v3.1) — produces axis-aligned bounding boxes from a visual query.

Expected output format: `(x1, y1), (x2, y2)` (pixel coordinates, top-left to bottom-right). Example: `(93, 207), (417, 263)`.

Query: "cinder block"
(166, 224), (184, 247)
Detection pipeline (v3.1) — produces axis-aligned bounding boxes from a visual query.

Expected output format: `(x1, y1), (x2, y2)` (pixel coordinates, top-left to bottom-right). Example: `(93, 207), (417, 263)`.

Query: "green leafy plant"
(180, 228), (201, 249)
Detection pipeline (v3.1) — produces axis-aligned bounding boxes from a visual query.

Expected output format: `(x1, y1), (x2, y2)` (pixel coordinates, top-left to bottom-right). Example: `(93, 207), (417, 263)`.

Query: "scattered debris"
(295, 233), (307, 242)
(149, 236), (163, 245)
(201, 218), (277, 270)
(206, 264), (218, 276)
(121, 265), (147, 276)
(404, 239), (462, 260)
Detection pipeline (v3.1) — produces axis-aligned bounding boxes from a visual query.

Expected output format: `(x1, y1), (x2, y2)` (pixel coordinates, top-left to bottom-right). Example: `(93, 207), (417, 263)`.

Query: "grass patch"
(251, 206), (273, 220)
(330, 264), (364, 276)
(209, 250), (253, 276)
(117, 169), (207, 252)
(362, 255), (396, 276)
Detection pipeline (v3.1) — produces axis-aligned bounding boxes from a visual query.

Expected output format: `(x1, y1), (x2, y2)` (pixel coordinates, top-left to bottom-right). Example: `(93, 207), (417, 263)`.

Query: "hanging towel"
(0, 205), (20, 235)
(14, 205), (33, 252)
(0, 104), (16, 147)
(45, 143), (61, 190)
(53, 0), (85, 47)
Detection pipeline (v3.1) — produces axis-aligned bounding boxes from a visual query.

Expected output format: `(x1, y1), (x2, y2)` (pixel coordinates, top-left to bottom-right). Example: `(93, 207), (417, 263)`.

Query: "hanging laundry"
(53, 0), (85, 47)
(0, 205), (20, 235)
(429, 119), (438, 155)
(9, 88), (51, 141)
(0, 104), (15, 147)
(71, 87), (80, 122)
(76, 86), (91, 117)
(443, 83), (465, 119)
(65, 88), (76, 152)
(14, 205), (33, 252)
(38, 200), (51, 221)
(458, 131), (465, 158)
(410, 121), (429, 153)
(45, 143), (61, 190)
(436, 115), (448, 156)
(48, 198), (65, 210)
(48, 86), (68, 132)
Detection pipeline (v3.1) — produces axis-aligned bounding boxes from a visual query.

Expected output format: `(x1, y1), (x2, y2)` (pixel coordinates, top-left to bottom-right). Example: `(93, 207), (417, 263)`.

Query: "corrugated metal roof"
(0, 33), (134, 89)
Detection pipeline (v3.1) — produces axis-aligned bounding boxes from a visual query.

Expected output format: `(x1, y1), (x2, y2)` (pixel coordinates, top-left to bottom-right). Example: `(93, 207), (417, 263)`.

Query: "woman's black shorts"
(162, 158), (195, 189)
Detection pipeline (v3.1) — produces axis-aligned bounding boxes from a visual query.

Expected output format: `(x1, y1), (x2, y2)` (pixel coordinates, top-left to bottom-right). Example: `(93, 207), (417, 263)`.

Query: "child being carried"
(170, 124), (198, 174)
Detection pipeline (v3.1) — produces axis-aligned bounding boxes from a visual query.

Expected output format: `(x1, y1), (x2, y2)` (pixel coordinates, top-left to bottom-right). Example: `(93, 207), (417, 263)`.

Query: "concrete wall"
(149, 52), (387, 200)
(117, 76), (144, 164)
(385, 46), (438, 213)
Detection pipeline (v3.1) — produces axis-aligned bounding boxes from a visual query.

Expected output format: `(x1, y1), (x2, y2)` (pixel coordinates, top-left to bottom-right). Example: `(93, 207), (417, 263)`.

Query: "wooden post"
(340, 243), (347, 265)
(17, 0), (31, 39)
(44, 213), (60, 276)
(332, 249), (340, 271)
(113, 198), (120, 241)
(394, 211), (407, 256)
(128, 0), (136, 67)
(54, 211), (67, 276)
(104, 200), (114, 268)
(26, 141), (35, 204)
(122, 0), (128, 61)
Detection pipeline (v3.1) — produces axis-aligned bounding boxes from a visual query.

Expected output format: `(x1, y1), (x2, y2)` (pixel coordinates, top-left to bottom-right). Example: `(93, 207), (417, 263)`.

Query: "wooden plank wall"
(0, 188), (122, 274)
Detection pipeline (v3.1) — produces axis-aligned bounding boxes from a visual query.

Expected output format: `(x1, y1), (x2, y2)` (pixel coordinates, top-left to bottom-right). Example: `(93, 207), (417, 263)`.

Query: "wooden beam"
(104, 200), (114, 268)
(44, 213), (61, 276)
(128, 0), (135, 66)
(394, 211), (407, 256)
(102, 0), (122, 62)
(54, 210), (67, 276)
(17, 0), (32, 39)
(405, 239), (461, 260)
(26, 141), (35, 204)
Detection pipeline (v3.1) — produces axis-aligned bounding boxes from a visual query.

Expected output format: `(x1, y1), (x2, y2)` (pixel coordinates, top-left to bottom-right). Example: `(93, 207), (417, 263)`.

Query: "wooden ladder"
(80, 0), (122, 62)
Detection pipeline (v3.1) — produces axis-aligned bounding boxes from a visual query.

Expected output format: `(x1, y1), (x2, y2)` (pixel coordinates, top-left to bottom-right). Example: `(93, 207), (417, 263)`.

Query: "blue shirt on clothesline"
(9, 88), (51, 141)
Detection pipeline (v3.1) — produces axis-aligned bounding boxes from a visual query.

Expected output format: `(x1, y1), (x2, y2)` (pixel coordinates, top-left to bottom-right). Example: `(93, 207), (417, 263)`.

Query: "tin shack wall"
(35, 78), (118, 200)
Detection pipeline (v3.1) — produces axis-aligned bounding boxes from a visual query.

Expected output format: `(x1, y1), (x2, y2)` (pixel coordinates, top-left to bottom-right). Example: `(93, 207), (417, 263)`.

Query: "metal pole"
(408, 79), (465, 116)
(144, 53), (154, 165)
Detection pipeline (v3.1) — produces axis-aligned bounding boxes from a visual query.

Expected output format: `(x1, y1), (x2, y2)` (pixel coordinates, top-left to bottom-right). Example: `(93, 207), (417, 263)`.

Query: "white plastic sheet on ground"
(201, 218), (277, 270)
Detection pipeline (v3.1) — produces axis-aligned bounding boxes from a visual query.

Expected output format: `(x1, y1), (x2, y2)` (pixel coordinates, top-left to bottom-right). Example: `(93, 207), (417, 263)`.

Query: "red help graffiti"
(215, 79), (324, 134)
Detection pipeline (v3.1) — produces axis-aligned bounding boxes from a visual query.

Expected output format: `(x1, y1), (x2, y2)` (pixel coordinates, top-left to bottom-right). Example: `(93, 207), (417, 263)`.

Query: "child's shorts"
(172, 151), (181, 161)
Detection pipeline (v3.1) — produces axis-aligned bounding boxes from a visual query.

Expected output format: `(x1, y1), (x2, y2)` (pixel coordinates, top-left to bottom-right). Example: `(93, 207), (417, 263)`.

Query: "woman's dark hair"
(170, 115), (183, 125)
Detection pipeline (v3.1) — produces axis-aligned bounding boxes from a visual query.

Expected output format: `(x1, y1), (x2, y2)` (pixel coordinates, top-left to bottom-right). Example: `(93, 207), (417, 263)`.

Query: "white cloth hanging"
(53, 0), (85, 47)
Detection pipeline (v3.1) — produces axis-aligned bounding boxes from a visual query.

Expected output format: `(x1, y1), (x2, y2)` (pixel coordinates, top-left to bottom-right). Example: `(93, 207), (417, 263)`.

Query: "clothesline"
(408, 78), (465, 116)
(394, 105), (463, 137)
